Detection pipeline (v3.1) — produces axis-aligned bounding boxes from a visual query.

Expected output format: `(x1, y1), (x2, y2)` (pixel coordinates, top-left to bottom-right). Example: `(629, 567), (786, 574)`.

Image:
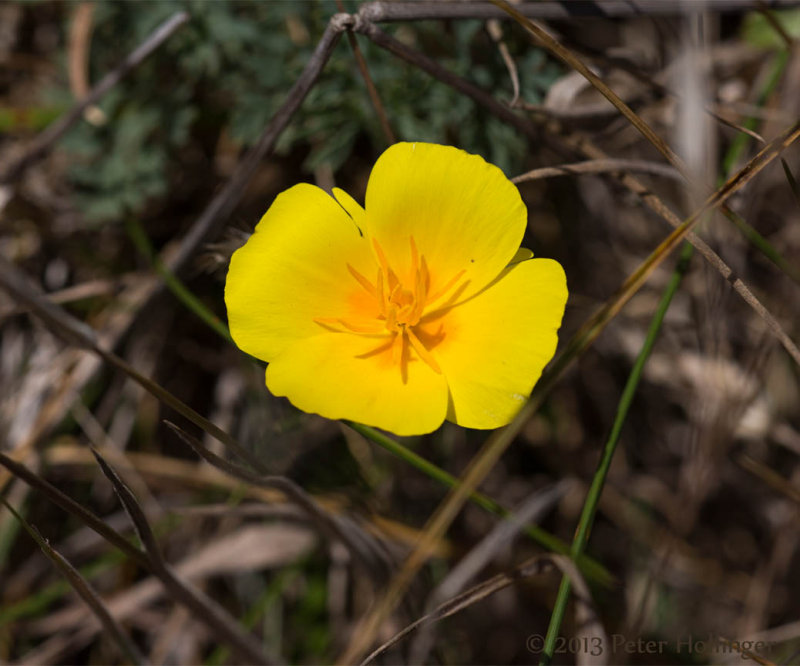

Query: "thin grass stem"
(722, 51), (789, 176)
(125, 218), (233, 343)
(781, 158), (800, 208)
(716, 51), (800, 283)
(539, 243), (693, 665)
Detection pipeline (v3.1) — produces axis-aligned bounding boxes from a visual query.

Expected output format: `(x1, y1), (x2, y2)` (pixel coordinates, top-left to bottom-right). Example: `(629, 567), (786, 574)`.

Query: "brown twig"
(492, 0), (687, 173)
(513, 98), (631, 120)
(757, 2), (795, 48)
(336, 0), (395, 143)
(0, 449), (279, 664)
(512, 158), (682, 182)
(408, 483), (569, 663)
(781, 158), (800, 208)
(353, 20), (537, 139)
(360, 556), (555, 665)
(67, 2), (105, 125)
(554, 124), (800, 367)
(165, 420), (390, 582)
(0, 278), (116, 319)
(736, 453), (800, 504)
(91, 449), (275, 665)
(0, 450), (151, 570)
(518, 18), (768, 144)
(164, 17), (347, 279)
(487, 19), (521, 106)
(0, 11), (189, 184)
(512, 59), (766, 146)
(356, 0), (800, 22)
(359, 552), (604, 666)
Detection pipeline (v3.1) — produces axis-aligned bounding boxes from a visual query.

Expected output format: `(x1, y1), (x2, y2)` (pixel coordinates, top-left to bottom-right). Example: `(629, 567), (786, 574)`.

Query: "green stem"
(721, 50), (788, 176)
(725, 209), (800, 284)
(124, 218), (233, 343)
(346, 421), (613, 586)
(539, 244), (693, 665)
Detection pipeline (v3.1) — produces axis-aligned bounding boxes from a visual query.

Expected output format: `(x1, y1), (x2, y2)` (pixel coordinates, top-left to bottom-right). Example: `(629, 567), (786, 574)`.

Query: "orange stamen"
(376, 270), (385, 316)
(336, 319), (387, 334)
(385, 306), (396, 331)
(427, 268), (467, 304)
(321, 234), (453, 380)
(372, 237), (390, 278)
(314, 317), (388, 336)
(392, 330), (405, 367)
(406, 326), (442, 374)
(314, 317), (340, 328)
(409, 236), (419, 276)
(347, 263), (377, 297)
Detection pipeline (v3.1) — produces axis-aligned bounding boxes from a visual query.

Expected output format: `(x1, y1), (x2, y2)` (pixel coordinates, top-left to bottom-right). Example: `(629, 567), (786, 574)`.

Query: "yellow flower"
(225, 143), (567, 436)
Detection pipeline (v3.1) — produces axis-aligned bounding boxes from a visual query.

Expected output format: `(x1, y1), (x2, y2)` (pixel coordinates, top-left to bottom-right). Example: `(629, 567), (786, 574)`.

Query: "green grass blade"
(725, 210), (800, 284)
(781, 157), (800, 208)
(539, 243), (693, 665)
(0, 498), (24, 571)
(721, 51), (788, 176)
(718, 51), (800, 284)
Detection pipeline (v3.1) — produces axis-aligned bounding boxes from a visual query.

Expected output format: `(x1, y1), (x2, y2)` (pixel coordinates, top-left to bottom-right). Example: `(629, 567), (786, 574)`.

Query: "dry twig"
(91, 449), (275, 665)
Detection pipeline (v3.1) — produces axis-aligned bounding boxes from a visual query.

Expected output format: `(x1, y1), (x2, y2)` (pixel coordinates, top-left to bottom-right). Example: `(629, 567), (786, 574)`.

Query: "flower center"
(373, 236), (427, 332)
(315, 236), (465, 376)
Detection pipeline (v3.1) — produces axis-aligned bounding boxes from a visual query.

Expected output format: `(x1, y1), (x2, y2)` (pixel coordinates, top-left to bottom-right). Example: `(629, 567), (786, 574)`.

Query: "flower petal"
(509, 247), (534, 265)
(225, 184), (377, 362)
(364, 142), (526, 301)
(266, 332), (449, 436)
(422, 258), (567, 429)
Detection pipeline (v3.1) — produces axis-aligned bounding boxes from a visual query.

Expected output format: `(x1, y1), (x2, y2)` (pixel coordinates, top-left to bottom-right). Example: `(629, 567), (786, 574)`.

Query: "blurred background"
(1, 1), (800, 664)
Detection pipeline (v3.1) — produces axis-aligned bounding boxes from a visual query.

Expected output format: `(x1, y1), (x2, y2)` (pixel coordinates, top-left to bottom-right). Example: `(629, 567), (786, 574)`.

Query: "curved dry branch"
(512, 159), (682, 183)
(165, 420), (392, 584)
(92, 449), (275, 666)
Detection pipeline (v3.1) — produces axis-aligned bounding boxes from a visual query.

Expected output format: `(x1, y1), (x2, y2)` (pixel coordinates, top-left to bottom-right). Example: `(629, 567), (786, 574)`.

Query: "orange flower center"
(373, 236), (427, 332)
(315, 236), (465, 376)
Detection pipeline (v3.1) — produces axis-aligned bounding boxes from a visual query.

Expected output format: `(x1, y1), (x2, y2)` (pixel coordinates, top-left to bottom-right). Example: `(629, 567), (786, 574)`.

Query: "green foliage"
(742, 8), (800, 48)
(58, 0), (562, 224)
(0, 106), (64, 131)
